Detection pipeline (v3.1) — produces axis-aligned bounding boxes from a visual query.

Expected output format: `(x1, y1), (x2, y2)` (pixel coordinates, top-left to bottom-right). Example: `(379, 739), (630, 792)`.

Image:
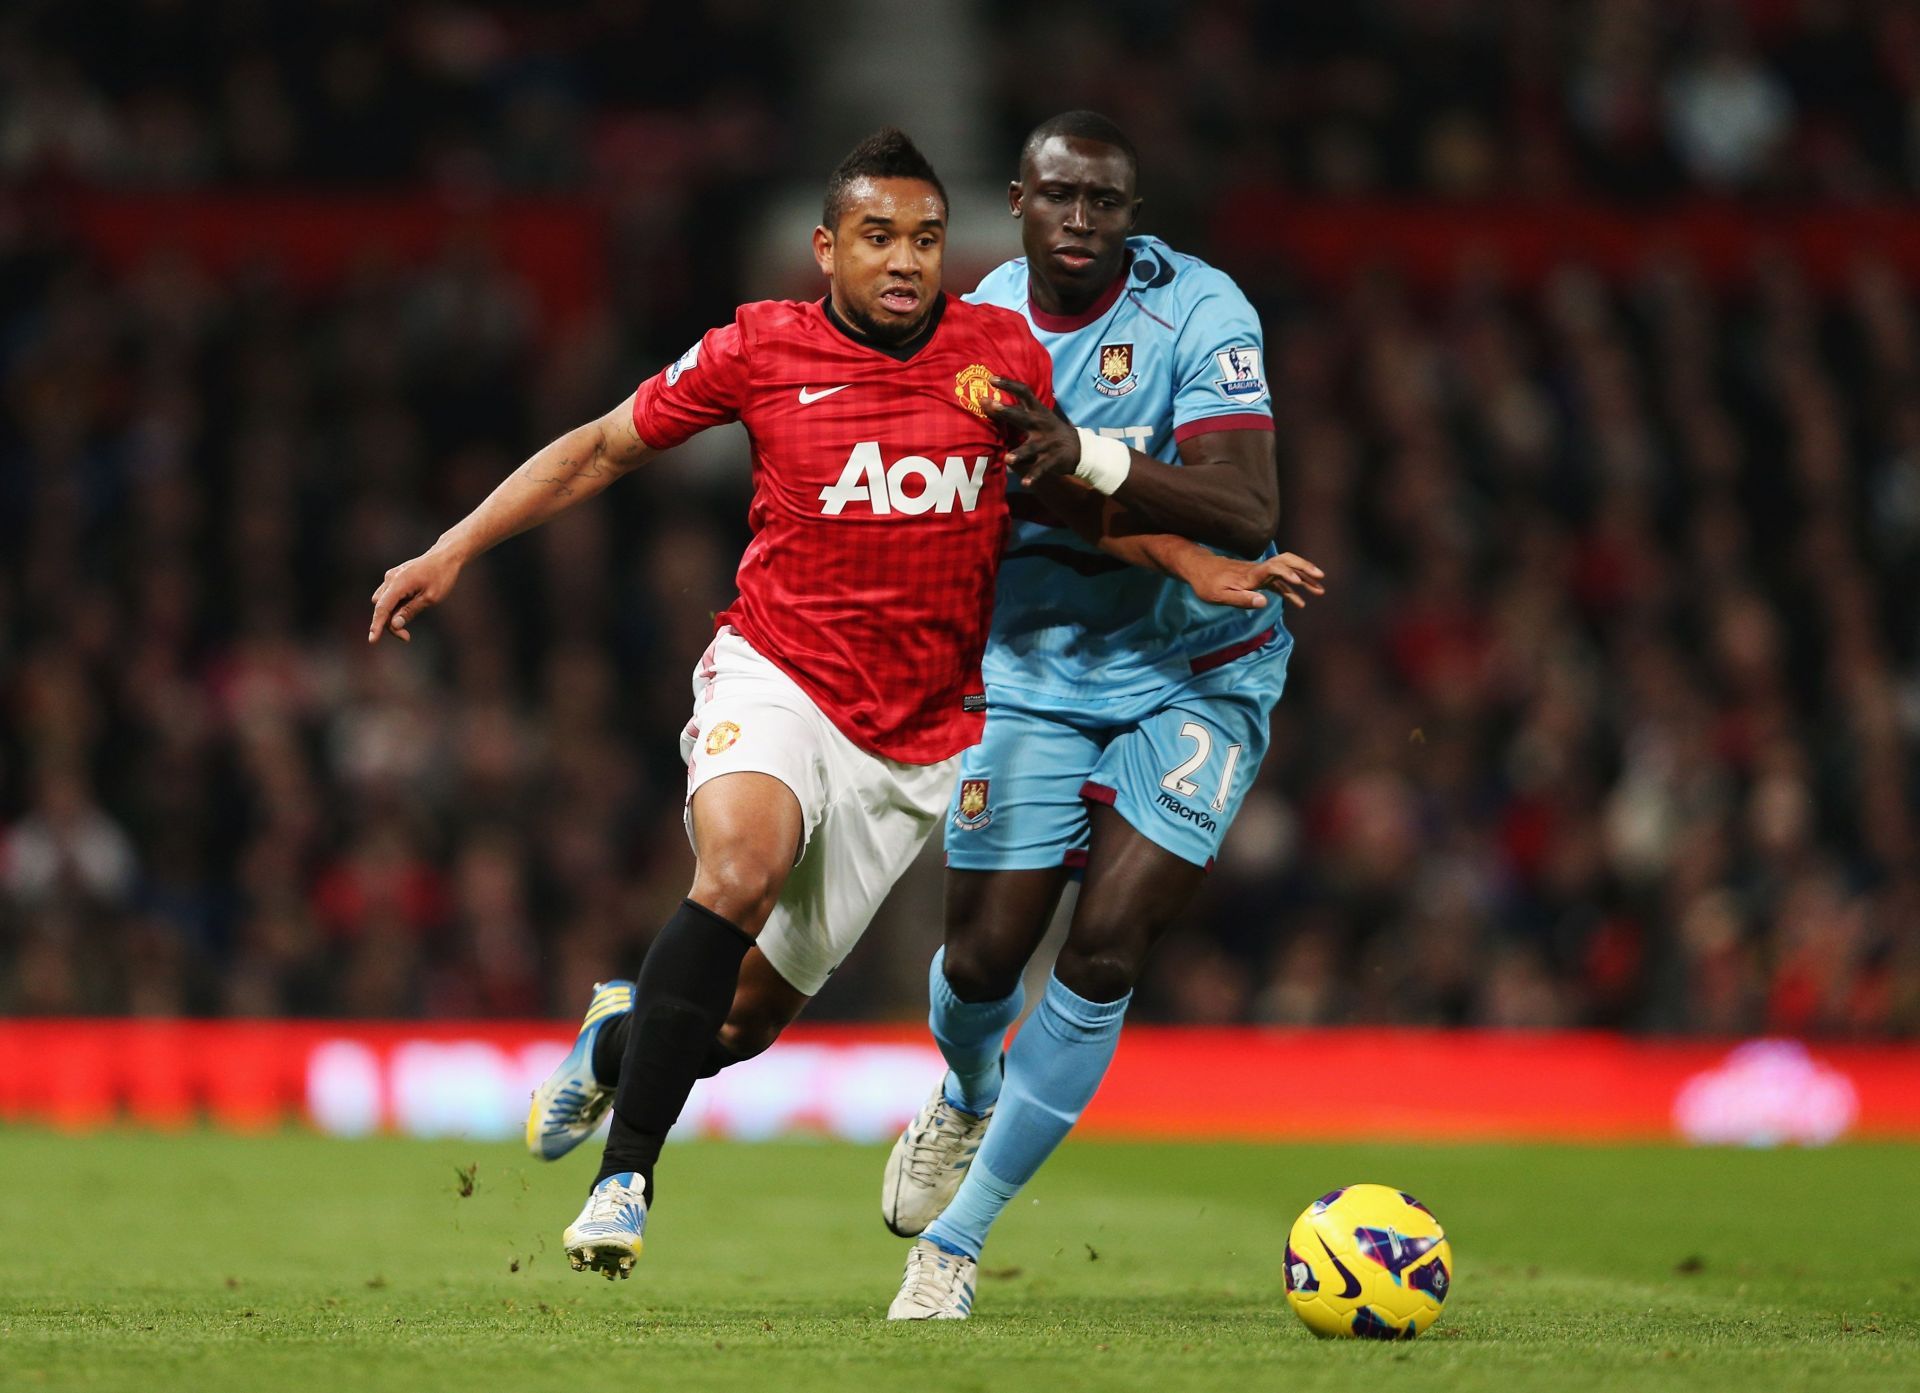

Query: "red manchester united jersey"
(632, 295), (1055, 764)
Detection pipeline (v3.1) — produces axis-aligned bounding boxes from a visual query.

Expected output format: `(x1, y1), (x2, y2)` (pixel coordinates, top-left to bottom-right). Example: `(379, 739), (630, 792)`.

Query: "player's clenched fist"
(987, 375), (1080, 485)
(368, 545), (465, 644)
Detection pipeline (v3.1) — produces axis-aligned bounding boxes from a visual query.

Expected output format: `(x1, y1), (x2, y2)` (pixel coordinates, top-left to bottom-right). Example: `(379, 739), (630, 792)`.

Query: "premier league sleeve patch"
(664, 340), (700, 386)
(1212, 345), (1267, 401)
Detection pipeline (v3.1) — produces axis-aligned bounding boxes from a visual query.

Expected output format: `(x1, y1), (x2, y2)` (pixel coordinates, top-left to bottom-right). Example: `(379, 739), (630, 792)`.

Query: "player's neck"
(1028, 253), (1131, 332)
(821, 293), (946, 362)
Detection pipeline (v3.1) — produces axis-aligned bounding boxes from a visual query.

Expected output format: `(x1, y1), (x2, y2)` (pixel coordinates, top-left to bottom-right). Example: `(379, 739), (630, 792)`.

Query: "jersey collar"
(1027, 252), (1132, 332)
(821, 293), (948, 362)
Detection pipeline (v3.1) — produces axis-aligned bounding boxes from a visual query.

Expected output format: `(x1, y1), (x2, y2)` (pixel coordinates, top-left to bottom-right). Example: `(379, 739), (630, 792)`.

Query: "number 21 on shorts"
(1161, 721), (1242, 813)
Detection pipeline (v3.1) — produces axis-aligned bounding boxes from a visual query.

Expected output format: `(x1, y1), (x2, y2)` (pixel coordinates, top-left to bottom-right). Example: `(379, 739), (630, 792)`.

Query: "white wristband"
(1073, 428), (1132, 495)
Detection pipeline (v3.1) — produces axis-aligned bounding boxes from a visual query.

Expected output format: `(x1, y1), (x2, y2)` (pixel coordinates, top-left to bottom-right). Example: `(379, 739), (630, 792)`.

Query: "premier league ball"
(1284, 1183), (1453, 1340)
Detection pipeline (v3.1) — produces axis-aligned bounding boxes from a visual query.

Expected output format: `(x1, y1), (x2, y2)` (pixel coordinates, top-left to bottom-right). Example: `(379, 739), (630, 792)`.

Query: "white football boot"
(881, 1078), (994, 1237)
(887, 1239), (977, 1320)
(564, 1171), (648, 1280)
(526, 979), (633, 1161)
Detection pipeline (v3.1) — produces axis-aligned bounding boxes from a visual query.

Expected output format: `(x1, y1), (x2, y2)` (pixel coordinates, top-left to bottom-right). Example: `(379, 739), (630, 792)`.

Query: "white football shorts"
(679, 626), (958, 996)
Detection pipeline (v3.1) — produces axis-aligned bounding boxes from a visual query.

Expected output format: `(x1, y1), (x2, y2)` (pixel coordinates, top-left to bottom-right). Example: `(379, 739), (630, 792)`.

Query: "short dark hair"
(1019, 110), (1139, 179)
(821, 127), (948, 230)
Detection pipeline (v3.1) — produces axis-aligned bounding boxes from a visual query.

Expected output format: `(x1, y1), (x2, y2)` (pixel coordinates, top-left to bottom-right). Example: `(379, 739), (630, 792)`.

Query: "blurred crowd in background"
(988, 0), (1920, 229)
(3, 0), (1917, 1036)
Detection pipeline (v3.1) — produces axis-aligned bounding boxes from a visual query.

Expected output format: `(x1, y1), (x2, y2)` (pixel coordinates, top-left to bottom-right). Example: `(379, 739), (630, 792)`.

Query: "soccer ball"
(1284, 1183), (1453, 1340)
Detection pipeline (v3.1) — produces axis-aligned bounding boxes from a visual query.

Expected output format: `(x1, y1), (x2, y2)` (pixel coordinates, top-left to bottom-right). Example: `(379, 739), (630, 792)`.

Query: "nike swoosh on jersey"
(798, 385), (850, 404)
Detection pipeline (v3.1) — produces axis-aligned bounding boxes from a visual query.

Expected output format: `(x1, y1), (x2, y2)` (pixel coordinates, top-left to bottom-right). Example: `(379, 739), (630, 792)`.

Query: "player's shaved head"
(823, 127), (949, 231)
(1010, 111), (1142, 319)
(1019, 110), (1138, 183)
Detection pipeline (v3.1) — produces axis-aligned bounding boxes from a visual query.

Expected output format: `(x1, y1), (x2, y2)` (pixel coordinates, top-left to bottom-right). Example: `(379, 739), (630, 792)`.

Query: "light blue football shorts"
(944, 628), (1290, 871)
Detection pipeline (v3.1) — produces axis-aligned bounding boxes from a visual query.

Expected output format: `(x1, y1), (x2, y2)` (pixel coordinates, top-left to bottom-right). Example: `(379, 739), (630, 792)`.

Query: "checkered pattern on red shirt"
(632, 296), (1056, 764)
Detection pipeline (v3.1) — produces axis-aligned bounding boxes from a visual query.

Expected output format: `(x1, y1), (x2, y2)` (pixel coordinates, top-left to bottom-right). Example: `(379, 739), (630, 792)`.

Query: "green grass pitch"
(2, 1131), (1913, 1391)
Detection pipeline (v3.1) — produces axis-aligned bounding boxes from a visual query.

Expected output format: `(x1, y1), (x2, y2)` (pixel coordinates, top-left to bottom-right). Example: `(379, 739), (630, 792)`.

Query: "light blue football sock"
(928, 947), (1023, 1115)
(923, 973), (1129, 1260)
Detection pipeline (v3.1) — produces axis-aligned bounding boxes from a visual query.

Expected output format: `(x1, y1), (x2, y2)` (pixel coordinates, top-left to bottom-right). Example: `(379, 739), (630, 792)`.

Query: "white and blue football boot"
(881, 1078), (994, 1237)
(887, 1239), (976, 1320)
(526, 979), (633, 1161)
(564, 1171), (647, 1280)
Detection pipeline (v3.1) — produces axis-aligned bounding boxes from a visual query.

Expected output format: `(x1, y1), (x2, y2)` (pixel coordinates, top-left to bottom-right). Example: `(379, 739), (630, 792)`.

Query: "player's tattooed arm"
(368, 392), (657, 643)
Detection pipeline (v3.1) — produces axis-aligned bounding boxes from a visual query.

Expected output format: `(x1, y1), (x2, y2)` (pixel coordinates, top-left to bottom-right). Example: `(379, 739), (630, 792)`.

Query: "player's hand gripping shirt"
(632, 295), (1055, 764)
(967, 235), (1287, 701)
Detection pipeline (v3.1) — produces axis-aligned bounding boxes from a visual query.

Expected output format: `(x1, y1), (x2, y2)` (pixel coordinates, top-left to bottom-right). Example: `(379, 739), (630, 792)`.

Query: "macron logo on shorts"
(819, 441), (990, 516)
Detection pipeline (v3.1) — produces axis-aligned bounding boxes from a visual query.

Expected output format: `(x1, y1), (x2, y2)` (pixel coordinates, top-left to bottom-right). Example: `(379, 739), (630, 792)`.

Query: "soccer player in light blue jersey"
(883, 112), (1324, 1319)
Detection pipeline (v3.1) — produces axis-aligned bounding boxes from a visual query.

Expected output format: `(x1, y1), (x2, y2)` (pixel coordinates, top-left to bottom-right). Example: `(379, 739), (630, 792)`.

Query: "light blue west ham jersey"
(965, 235), (1287, 701)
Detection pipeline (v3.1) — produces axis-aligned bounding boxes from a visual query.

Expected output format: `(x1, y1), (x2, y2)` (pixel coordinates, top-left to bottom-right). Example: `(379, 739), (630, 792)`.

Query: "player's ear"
(811, 225), (834, 277)
(1126, 196), (1143, 230)
(1008, 181), (1023, 218)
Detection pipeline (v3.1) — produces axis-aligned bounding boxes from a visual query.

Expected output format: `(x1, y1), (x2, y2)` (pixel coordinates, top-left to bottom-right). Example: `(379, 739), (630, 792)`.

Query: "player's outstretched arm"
(1031, 475), (1324, 612)
(1100, 508), (1324, 611)
(990, 380), (1279, 557)
(1127, 535), (1325, 611)
(368, 392), (656, 644)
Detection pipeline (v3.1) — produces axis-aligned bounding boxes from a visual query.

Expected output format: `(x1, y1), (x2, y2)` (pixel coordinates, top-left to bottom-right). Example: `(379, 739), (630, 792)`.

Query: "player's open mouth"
(878, 287), (920, 314)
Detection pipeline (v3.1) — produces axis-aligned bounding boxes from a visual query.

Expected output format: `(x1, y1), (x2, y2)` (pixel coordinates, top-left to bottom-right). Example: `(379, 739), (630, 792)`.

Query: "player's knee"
(940, 939), (1024, 1004)
(690, 855), (784, 931)
(1053, 943), (1142, 1004)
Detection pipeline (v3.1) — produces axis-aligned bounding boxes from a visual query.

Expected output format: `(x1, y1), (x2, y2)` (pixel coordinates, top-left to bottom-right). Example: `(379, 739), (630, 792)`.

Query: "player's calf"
(1051, 941), (1146, 1005)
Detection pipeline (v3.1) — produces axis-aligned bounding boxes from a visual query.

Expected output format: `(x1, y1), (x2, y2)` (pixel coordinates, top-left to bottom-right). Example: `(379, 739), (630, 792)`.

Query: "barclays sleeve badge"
(665, 341), (700, 386)
(1212, 345), (1266, 401)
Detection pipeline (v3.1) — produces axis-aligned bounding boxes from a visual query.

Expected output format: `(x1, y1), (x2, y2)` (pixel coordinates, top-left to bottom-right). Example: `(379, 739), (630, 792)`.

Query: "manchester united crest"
(955, 363), (997, 419)
(1094, 341), (1139, 397)
(954, 778), (991, 831)
(704, 721), (741, 756)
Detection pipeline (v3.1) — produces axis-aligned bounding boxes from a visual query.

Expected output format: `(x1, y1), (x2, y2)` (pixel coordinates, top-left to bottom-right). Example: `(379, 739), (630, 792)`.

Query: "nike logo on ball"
(1318, 1236), (1362, 1299)
(798, 385), (850, 404)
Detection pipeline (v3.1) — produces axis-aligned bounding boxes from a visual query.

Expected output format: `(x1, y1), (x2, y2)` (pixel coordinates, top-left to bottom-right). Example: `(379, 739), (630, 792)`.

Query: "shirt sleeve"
(630, 311), (752, 450)
(1171, 272), (1274, 443)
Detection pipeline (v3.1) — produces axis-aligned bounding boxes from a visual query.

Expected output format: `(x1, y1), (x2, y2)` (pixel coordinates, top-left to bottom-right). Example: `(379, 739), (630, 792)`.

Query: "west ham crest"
(1094, 341), (1139, 397)
(954, 778), (991, 830)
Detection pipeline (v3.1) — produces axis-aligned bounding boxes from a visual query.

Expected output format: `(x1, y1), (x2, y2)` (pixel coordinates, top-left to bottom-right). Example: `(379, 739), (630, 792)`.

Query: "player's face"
(813, 177), (947, 345)
(1011, 136), (1140, 305)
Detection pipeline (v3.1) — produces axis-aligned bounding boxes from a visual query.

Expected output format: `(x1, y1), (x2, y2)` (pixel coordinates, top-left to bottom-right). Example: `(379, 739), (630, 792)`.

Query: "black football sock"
(696, 1037), (745, 1079)
(591, 1012), (629, 1086)
(591, 1013), (743, 1086)
(594, 899), (753, 1196)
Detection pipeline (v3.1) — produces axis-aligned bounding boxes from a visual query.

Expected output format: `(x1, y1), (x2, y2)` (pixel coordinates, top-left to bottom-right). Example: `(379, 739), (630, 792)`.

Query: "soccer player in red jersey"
(369, 129), (1282, 1281)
